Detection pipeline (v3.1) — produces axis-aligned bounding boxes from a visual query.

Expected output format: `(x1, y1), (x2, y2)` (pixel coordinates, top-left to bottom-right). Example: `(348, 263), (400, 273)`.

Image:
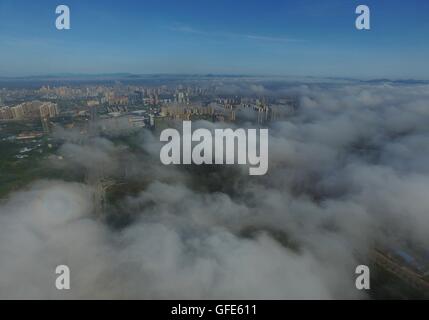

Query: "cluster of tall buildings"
(38, 85), (100, 99)
(31, 84), (211, 110)
(39, 102), (59, 118)
(0, 84), (297, 135)
(217, 96), (242, 108)
(174, 91), (190, 104)
(159, 97), (292, 123)
(160, 105), (214, 120)
(0, 101), (59, 121)
(108, 96), (129, 106)
(0, 106), (13, 120)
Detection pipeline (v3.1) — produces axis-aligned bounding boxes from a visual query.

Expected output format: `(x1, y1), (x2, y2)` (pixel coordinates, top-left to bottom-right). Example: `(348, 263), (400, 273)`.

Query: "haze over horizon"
(2, 73), (429, 84)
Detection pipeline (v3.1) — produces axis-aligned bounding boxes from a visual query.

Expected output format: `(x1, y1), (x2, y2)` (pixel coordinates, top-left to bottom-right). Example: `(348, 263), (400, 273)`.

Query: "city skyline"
(1, 0), (429, 79)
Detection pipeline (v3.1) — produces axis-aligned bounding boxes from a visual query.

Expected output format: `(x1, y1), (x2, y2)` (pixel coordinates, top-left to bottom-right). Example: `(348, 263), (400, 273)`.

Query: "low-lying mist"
(1, 82), (429, 299)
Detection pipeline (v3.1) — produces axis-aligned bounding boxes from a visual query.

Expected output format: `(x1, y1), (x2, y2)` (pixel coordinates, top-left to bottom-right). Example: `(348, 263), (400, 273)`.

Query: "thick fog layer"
(1, 82), (428, 299)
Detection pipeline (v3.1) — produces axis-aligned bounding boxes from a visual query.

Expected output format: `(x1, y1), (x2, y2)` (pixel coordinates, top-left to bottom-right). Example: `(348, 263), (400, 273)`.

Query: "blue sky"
(0, 0), (428, 78)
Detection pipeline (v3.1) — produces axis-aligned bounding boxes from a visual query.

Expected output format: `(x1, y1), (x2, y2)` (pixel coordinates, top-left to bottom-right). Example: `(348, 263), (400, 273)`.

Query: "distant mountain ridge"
(0, 74), (428, 84)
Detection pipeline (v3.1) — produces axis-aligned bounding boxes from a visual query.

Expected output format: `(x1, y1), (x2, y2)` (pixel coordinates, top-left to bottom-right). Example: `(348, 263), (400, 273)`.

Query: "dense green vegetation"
(0, 138), (78, 198)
